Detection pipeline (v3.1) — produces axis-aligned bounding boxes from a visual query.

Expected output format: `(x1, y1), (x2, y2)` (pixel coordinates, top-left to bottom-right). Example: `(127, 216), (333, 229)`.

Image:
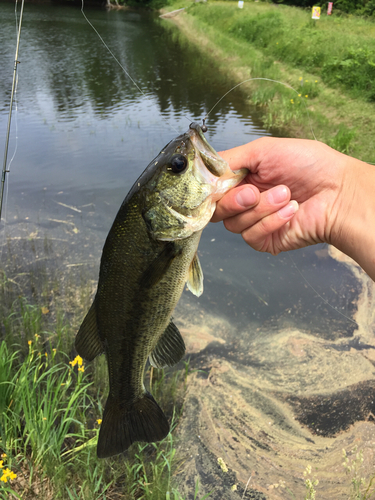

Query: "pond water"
(1, 2), (374, 499)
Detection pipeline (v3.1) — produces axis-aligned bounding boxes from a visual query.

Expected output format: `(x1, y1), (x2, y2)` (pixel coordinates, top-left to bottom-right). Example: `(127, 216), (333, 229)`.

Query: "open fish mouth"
(166, 122), (248, 218)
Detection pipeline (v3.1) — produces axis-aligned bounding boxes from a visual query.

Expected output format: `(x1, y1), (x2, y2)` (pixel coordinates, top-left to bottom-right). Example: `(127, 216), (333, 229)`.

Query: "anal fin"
(75, 300), (104, 361)
(149, 320), (185, 368)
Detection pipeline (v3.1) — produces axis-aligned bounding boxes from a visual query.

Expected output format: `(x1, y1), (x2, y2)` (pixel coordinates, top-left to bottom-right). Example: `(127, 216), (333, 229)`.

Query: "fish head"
(140, 122), (248, 241)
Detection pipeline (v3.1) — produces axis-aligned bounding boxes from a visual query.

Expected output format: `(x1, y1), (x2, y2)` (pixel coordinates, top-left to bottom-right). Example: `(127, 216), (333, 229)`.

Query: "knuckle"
(223, 218), (241, 234)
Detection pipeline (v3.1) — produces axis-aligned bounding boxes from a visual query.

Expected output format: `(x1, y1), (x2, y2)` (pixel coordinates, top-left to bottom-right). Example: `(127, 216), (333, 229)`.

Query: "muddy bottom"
(172, 249), (375, 499)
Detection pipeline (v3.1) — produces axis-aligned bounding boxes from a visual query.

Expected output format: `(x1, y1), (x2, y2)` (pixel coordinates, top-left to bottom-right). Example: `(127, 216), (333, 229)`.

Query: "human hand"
(213, 137), (357, 256)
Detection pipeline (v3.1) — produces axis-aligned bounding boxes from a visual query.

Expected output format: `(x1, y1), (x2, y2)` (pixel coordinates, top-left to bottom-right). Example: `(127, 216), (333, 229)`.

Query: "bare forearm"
(331, 157), (375, 281)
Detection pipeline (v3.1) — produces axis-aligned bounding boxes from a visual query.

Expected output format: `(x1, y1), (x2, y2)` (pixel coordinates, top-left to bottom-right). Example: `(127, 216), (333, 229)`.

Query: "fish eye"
(168, 154), (188, 174)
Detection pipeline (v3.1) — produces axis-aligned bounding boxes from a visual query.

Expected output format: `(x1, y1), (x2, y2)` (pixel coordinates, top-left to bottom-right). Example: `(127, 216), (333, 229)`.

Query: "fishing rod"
(0, 0), (25, 221)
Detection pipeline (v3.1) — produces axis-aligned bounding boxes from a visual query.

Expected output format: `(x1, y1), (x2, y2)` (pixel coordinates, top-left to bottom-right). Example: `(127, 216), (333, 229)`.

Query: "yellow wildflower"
(97, 419), (102, 425)
(28, 340), (32, 346)
(34, 334), (40, 339)
(78, 366), (85, 373)
(53, 348), (56, 353)
(70, 355), (83, 367)
(0, 468), (17, 482)
(305, 95), (308, 98)
(298, 94), (301, 97)
(305, 79), (309, 82)
(290, 99), (294, 104)
(0, 461), (3, 468)
(1, 454), (6, 458)
(299, 76), (303, 81)
(45, 352), (48, 357)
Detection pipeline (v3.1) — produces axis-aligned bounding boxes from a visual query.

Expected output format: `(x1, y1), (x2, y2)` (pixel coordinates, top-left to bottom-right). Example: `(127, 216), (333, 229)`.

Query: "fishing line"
(1, 0), (22, 266)
(204, 77), (317, 141)
(288, 252), (358, 326)
(3, 58), (20, 232)
(80, 0), (183, 134)
(1, 0), (24, 223)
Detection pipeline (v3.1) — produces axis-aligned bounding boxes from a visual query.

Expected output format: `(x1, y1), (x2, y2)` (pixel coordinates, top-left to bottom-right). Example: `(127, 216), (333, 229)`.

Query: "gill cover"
(143, 123), (247, 241)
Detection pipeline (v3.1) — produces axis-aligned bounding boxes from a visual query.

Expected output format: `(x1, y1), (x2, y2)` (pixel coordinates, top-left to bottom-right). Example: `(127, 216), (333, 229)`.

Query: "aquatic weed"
(303, 465), (319, 500)
(343, 448), (375, 500)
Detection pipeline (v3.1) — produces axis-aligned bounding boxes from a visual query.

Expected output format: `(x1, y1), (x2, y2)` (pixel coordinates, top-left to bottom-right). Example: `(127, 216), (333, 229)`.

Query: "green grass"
(187, 2), (375, 101)
(163, 1), (375, 162)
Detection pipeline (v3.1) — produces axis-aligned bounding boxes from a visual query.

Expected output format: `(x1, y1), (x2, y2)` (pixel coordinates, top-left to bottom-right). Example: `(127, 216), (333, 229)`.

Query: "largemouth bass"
(75, 123), (247, 458)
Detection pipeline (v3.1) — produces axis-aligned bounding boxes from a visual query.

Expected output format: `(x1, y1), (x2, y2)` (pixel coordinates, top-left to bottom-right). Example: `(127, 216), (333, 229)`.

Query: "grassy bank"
(163, 1), (375, 162)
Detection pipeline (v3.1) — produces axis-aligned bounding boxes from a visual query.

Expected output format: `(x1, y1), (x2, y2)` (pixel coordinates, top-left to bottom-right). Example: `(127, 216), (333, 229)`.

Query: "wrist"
(330, 156), (375, 280)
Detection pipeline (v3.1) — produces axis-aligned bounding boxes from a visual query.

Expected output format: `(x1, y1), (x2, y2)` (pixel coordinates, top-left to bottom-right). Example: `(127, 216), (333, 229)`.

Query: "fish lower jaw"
(211, 167), (248, 201)
(157, 203), (215, 241)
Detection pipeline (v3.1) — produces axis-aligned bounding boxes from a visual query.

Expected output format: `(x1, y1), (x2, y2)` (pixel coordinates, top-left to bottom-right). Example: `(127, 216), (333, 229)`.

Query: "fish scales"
(75, 123), (247, 458)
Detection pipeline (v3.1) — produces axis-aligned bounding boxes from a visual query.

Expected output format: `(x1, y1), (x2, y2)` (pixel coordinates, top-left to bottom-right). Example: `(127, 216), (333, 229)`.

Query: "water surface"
(1, 3), (374, 498)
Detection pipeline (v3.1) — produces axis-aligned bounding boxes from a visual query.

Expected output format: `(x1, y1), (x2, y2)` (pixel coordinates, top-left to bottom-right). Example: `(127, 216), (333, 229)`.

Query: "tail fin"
(97, 392), (170, 459)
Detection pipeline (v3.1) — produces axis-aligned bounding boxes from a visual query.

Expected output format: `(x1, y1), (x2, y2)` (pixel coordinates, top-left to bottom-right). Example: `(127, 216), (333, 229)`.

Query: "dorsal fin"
(149, 320), (185, 368)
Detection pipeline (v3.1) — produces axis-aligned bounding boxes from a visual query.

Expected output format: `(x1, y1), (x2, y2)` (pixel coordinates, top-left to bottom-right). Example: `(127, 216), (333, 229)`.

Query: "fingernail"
(278, 201), (298, 219)
(236, 187), (257, 208)
(268, 186), (288, 204)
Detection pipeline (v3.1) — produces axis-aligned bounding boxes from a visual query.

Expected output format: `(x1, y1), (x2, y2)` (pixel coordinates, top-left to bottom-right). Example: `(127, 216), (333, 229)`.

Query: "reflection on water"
(1, 3), (374, 498)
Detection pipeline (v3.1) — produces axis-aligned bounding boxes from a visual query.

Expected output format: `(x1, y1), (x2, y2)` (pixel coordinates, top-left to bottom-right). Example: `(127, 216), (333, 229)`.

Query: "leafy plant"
(328, 124), (357, 154)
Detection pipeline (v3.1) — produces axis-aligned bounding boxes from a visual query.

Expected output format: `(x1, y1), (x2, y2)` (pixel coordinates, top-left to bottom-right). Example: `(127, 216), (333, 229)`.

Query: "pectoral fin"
(149, 320), (185, 368)
(75, 300), (105, 361)
(140, 242), (180, 289)
(186, 253), (204, 297)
